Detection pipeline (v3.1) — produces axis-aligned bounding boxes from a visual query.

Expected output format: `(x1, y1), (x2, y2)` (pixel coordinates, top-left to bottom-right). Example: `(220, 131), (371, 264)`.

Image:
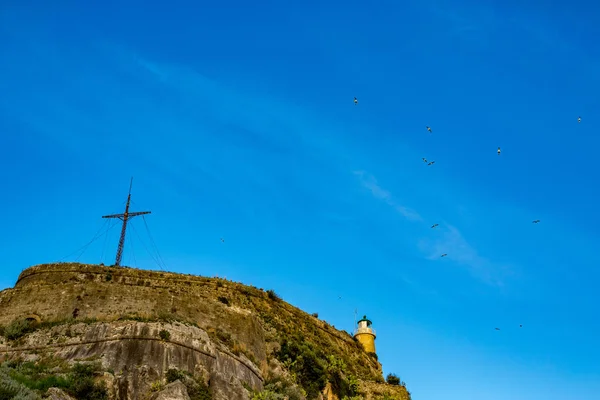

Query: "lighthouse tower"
(353, 315), (376, 353)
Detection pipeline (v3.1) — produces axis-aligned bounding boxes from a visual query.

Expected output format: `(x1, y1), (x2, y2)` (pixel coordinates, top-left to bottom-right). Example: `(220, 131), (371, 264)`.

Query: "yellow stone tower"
(353, 315), (376, 353)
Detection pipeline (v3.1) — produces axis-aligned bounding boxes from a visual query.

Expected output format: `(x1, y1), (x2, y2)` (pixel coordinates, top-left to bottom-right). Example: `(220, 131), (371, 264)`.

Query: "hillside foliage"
(0, 357), (107, 400)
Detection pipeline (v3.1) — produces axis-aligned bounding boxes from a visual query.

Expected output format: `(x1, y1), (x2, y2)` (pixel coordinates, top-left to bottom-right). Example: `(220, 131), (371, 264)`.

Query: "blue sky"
(1, 0), (600, 398)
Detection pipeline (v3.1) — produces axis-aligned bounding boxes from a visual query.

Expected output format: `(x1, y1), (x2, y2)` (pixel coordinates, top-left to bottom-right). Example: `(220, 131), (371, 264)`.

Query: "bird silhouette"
(431, 224), (439, 228)
(578, 116), (581, 123)
(428, 161), (435, 166)
(441, 253), (447, 257)
(220, 238), (224, 242)
(532, 220), (540, 224)
(422, 157), (428, 163)
(497, 147), (501, 155)
(354, 97), (358, 105)
(495, 327), (500, 331)
(426, 126), (432, 133)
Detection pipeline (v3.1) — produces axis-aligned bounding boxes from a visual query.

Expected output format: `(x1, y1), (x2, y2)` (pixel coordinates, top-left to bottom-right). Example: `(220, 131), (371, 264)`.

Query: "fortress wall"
(0, 263), (381, 380)
(1, 263), (266, 362)
(6, 263), (358, 343)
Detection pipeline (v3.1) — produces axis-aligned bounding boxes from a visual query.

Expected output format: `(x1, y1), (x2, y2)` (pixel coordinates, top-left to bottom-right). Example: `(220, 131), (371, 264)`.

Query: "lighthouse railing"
(353, 327), (376, 337)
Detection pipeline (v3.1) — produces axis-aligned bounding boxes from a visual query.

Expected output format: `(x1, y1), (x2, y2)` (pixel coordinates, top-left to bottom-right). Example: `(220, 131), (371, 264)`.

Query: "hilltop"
(0, 263), (411, 400)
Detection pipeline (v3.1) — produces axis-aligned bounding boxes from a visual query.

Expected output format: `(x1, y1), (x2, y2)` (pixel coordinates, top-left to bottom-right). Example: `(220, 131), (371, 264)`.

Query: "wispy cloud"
(134, 56), (170, 81)
(353, 170), (422, 222)
(354, 169), (511, 286)
(417, 225), (514, 287)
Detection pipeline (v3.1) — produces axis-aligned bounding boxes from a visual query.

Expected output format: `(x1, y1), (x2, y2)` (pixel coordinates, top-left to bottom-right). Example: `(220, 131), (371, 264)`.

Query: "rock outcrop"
(149, 381), (190, 400)
(45, 388), (77, 400)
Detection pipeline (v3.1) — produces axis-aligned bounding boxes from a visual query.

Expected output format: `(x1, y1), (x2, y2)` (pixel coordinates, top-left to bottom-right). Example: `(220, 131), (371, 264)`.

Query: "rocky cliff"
(0, 263), (411, 400)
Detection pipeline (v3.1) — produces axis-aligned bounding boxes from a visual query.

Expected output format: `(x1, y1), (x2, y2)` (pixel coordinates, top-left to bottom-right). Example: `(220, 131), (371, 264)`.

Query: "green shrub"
(386, 373), (400, 385)
(250, 374), (304, 400)
(326, 356), (359, 398)
(4, 319), (35, 341)
(252, 390), (284, 400)
(346, 375), (360, 395)
(215, 329), (233, 347)
(275, 336), (326, 398)
(0, 366), (40, 400)
(67, 363), (108, 400)
(159, 330), (171, 341)
(165, 368), (186, 383)
(150, 381), (164, 392)
(217, 296), (230, 306)
(15, 373), (70, 393)
(185, 378), (212, 400)
(266, 290), (280, 301)
(164, 368), (211, 400)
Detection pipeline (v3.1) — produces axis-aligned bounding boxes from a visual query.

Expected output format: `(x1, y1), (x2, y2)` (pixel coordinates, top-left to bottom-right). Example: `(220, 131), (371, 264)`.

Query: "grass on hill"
(0, 357), (108, 400)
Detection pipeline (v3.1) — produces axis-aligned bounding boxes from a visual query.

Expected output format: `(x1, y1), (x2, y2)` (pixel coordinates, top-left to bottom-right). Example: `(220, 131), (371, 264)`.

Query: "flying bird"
(354, 97), (358, 105)
(422, 157), (428, 163)
(431, 224), (439, 228)
(428, 161), (435, 166)
(520, 324), (523, 328)
(220, 238), (224, 242)
(495, 327), (500, 331)
(532, 220), (540, 224)
(441, 253), (447, 257)
(578, 116), (581, 123)
(426, 126), (432, 133)
(497, 147), (501, 155)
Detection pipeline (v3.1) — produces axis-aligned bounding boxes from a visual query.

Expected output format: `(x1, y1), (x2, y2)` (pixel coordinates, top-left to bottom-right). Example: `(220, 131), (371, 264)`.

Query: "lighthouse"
(353, 315), (376, 353)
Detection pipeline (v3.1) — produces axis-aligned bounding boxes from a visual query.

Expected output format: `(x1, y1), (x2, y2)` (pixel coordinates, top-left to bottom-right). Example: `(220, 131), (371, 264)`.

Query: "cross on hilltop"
(102, 177), (151, 267)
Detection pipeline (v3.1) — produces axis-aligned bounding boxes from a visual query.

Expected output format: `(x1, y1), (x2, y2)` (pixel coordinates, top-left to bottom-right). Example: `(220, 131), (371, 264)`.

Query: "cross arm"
(102, 213), (124, 219)
(129, 211), (151, 217)
(101, 211), (151, 219)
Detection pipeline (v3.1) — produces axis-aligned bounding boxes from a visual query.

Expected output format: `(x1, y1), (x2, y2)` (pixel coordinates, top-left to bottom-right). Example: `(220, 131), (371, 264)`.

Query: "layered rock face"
(0, 263), (410, 400)
(0, 320), (259, 399)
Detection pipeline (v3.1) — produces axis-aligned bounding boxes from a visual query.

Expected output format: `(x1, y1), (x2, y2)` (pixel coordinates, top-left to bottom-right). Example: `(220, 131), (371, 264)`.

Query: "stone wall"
(1, 263), (268, 363)
(0, 321), (262, 400)
(0, 263), (382, 379)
